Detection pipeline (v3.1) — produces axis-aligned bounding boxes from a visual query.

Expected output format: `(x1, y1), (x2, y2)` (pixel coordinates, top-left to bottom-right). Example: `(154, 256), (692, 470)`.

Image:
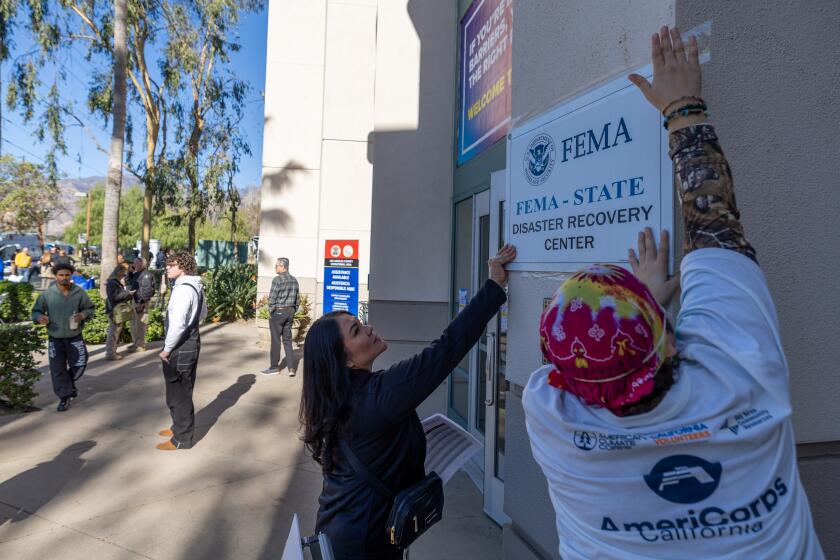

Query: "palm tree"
(101, 0), (129, 296)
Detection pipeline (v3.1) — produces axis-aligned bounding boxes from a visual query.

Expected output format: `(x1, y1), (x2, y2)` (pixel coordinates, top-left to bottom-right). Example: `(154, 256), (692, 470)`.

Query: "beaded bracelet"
(662, 106), (709, 130)
(662, 96), (705, 116)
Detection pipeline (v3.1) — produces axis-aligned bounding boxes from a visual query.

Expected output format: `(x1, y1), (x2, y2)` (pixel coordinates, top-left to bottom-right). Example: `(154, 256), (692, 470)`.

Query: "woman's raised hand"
(489, 244), (517, 288)
(628, 228), (679, 308)
(628, 26), (701, 114)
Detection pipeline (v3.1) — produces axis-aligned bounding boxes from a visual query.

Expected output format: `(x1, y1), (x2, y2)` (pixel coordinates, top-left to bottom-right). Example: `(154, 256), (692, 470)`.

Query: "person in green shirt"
(31, 263), (95, 411)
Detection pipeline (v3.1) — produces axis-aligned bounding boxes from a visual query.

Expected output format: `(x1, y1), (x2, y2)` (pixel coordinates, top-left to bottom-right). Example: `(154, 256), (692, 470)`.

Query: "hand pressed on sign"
(628, 228), (679, 308)
(489, 244), (517, 289)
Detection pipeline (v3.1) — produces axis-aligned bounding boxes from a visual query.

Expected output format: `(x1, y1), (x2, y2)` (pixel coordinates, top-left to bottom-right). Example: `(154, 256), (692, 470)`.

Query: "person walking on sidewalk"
(522, 27), (824, 560)
(14, 247), (32, 283)
(105, 265), (134, 360)
(31, 263), (94, 412)
(126, 257), (155, 353)
(262, 257), (300, 377)
(157, 251), (207, 451)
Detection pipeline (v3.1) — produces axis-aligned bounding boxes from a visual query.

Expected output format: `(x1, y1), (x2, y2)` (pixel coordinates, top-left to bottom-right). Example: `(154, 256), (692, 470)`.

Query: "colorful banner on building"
(457, 0), (513, 166)
(323, 240), (359, 315)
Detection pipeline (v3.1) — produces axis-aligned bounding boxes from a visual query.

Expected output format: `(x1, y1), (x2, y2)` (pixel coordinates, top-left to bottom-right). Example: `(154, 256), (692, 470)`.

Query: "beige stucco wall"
(367, 0), (459, 415)
(258, 0), (375, 320)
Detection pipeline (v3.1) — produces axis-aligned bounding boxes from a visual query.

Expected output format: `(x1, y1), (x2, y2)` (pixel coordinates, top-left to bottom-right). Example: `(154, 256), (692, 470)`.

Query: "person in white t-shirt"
(522, 26), (824, 559)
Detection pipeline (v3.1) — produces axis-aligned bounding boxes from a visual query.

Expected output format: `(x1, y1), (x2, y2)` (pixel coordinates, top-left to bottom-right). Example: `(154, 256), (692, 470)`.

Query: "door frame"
(482, 170), (509, 524)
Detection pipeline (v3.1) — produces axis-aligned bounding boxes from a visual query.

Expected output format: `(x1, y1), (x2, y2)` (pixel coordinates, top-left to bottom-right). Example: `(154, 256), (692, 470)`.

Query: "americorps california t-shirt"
(523, 249), (824, 560)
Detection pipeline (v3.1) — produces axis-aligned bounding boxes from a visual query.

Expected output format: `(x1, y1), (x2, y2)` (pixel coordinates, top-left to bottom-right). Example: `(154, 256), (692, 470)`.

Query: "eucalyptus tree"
(155, 0), (256, 251)
(100, 0), (128, 292)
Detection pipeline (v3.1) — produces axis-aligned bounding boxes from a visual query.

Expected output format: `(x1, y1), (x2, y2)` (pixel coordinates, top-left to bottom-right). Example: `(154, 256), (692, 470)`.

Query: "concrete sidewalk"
(0, 322), (501, 559)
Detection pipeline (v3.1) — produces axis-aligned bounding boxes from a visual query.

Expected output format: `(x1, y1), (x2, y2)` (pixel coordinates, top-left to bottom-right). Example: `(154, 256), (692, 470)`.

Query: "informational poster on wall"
(506, 65), (674, 272)
(323, 240), (359, 315)
(457, 0), (513, 166)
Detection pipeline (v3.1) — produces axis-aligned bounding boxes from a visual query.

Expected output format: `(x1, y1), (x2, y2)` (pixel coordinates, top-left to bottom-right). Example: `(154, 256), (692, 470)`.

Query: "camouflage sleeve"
(669, 124), (757, 262)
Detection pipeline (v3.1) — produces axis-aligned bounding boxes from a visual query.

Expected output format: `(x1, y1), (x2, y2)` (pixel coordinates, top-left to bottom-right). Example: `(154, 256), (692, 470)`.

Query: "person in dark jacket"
(301, 244), (516, 559)
(127, 257), (155, 352)
(105, 265), (134, 360)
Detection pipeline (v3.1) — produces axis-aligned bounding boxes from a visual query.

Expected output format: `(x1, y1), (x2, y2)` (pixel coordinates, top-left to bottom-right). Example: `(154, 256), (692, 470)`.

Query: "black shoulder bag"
(339, 439), (444, 550)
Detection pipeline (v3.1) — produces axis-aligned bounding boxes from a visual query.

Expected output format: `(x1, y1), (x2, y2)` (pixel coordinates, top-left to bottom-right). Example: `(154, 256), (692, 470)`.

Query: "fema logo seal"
(644, 455), (722, 504)
(573, 431), (597, 451)
(523, 133), (556, 186)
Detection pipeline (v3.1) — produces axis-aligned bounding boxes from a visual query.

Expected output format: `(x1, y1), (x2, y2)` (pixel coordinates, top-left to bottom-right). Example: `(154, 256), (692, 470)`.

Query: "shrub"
(204, 264), (257, 322)
(82, 289), (111, 344)
(146, 306), (165, 342)
(0, 281), (35, 322)
(0, 323), (44, 409)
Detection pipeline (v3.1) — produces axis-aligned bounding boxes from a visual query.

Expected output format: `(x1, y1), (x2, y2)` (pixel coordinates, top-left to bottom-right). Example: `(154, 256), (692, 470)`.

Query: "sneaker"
(134, 346), (147, 352)
(288, 369), (297, 377)
(70, 389), (78, 399)
(261, 366), (280, 376)
(57, 398), (70, 412)
(125, 345), (137, 353)
(106, 354), (124, 361)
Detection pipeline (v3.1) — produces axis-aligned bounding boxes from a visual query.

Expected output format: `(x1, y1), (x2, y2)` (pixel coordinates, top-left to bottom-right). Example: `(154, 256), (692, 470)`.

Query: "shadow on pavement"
(0, 440), (97, 526)
(194, 374), (257, 444)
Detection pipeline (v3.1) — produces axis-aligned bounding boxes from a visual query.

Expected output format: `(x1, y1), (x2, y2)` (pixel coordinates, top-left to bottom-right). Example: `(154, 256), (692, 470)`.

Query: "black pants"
(48, 336), (88, 399)
(269, 309), (297, 371)
(162, 336), (200, 448)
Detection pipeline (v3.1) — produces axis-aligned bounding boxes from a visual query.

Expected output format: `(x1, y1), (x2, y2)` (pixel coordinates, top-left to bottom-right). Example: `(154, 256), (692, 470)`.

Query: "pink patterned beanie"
(539, 264), (666, 412)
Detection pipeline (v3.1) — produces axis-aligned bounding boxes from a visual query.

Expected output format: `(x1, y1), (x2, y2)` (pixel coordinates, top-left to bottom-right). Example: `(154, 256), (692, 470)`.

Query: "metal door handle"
(485, 331), (496, 406)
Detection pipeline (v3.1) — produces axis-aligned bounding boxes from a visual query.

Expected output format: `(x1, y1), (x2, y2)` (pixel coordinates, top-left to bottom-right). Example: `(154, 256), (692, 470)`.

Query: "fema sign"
(506, 65), (674, 272)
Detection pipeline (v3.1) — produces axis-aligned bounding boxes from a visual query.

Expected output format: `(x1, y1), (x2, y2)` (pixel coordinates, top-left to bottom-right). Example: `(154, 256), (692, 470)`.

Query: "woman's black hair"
(300, 311), (355, 472)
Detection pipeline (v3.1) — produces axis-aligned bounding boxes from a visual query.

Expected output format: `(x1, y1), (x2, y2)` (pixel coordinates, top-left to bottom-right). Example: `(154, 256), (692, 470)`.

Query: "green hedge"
(0, 323), (44, 409)
(0, 281), (35, 322)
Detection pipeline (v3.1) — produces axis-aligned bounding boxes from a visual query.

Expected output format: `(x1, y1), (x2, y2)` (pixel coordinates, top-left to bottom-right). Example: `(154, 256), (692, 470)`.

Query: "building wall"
(367, 0), (459, 411)
(257, 0), (375, 320)
(503, 0), (840, 558)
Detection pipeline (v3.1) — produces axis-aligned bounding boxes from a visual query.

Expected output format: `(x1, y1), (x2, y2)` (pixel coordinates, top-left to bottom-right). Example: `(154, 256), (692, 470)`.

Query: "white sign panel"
(506, 65), (673, 271)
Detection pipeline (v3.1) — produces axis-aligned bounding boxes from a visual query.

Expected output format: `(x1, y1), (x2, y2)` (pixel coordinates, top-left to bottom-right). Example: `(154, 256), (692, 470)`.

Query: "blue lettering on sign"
(324, 267), (359, 315)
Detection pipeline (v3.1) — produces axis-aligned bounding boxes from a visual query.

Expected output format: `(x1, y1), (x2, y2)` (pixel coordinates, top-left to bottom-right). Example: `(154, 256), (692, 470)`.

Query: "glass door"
(483, 170), (509, 524)
(449, 189), (490, 478)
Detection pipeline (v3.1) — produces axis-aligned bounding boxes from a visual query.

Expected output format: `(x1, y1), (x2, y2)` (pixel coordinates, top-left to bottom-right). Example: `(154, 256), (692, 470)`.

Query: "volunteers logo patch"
(523, 133), (556, 185)
(644, 455), (722, 504)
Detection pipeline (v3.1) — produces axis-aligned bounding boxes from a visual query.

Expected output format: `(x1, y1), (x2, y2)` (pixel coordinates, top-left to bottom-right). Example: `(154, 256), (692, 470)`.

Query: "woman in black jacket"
(104, 265), (133, 360)
(301, 245), (515, 559)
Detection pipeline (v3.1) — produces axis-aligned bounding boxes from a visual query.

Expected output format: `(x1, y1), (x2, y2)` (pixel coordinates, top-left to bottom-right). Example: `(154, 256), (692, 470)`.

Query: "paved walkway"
(0, 322), (501, 559)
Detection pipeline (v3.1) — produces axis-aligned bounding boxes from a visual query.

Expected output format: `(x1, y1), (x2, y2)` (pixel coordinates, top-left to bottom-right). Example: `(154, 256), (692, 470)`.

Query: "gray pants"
(269, 309), (297, 371)
(105, 318), (124, 357)
(130, 306), (149, 348)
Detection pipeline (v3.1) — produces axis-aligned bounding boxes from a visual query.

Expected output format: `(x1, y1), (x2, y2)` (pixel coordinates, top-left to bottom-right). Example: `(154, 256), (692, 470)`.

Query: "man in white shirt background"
(157, 251), (207, 451)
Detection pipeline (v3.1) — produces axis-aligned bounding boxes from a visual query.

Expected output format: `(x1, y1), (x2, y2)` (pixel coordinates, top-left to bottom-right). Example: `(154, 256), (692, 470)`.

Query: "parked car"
(1, 242), (43, 281)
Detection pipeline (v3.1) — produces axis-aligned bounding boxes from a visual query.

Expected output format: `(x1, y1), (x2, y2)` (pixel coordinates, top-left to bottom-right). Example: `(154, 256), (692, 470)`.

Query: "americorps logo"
(573, 431), (597, 450)
(523, 133), (556, 185)
(644, 455), (722, 504)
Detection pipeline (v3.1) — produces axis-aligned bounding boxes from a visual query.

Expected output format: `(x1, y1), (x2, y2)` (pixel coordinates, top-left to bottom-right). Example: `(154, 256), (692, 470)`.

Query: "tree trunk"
(188, 213), (196, 253)
(100, 0), (128, 296)
(141, 124), (157, 261)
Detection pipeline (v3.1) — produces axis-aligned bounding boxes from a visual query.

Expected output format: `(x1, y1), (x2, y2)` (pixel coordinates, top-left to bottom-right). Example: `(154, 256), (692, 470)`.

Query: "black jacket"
(105, 278), (132, 315)
(131, 269), (155, 304)
(315, 280), (506, 559)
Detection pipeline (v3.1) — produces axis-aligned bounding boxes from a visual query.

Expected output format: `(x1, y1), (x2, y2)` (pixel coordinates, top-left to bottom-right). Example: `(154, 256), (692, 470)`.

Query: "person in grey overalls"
(157, 251), (207, 451)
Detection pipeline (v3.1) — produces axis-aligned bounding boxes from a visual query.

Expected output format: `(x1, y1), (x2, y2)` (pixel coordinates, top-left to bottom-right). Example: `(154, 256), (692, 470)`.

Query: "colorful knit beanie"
(539, 264), (666, 412)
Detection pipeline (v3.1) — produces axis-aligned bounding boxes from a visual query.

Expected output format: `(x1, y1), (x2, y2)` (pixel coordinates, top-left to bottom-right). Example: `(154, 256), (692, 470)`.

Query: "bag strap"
(339, 439), (394, 501)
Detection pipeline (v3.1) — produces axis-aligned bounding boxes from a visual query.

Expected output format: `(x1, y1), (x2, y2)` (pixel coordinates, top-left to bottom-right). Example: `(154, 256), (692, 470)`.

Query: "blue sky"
(0, 4), (268, 189)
